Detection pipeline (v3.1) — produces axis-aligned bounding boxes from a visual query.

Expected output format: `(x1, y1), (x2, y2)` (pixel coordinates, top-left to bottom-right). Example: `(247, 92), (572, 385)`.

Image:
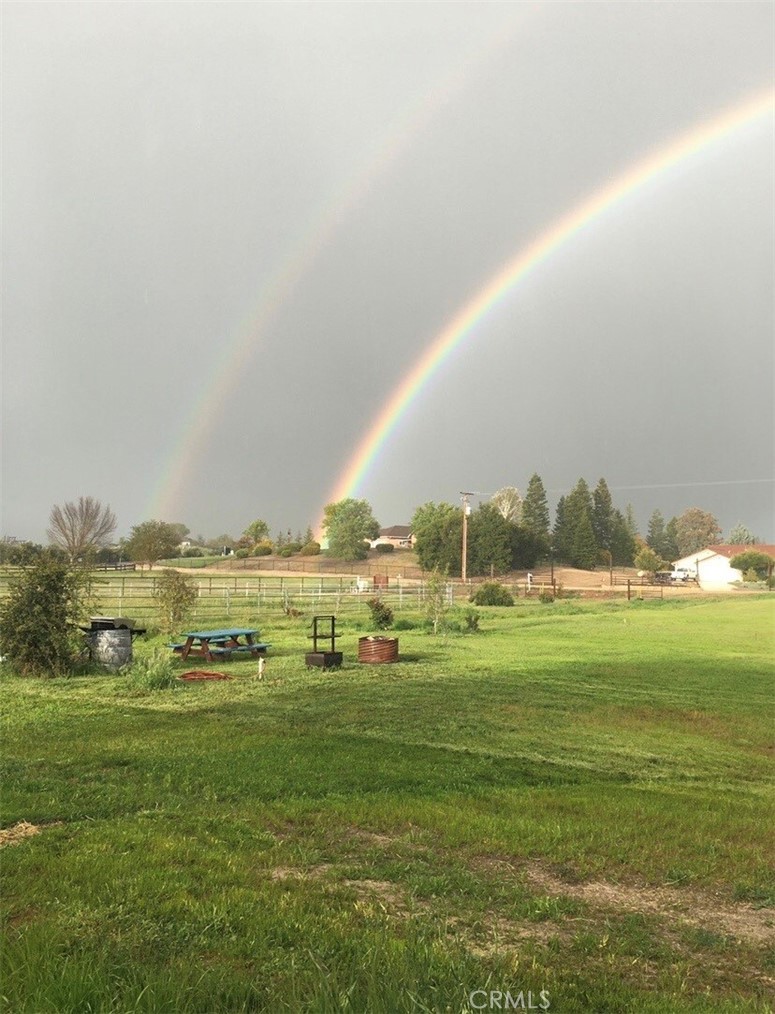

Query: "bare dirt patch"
(0, 822), (43, 846)
(344, 878), (409, 913)
(476, 856), (774, 944)
(344, 827), (398, 848)
(269, 864), (333, 881)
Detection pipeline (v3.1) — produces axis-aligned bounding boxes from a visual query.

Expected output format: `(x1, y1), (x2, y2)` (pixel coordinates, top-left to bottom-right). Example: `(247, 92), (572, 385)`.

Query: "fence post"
(627, 580), (631, 601)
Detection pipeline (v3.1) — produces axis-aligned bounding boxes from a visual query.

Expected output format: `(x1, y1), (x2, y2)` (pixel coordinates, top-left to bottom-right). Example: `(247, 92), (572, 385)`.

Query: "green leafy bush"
(234, 548), (250, 559)
(463, 607), (480, 632)
(374, 543), (395, 554)
(539, 591), (555, 604)
(470, 582), (514, 606)
(300, 541), (321, 556)
(279, 547), (294, 558)
(0, 551), (91, 675)
(252, 542), (273, 556)
(731, 551), (773, 580)
(366, 597), (394, 629)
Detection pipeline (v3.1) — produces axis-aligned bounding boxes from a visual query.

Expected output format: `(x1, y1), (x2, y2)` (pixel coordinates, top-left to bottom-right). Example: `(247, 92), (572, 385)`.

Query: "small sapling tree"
(153, 570), (198, 634)
(424, 569), (451, 634)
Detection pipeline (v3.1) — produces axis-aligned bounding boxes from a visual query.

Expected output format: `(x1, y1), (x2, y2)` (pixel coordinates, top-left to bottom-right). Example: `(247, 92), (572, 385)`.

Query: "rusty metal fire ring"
(357, 636), (399, 663)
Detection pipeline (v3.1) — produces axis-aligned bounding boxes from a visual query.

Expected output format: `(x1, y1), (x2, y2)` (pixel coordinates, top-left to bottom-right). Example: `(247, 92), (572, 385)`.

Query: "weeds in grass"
(127, 649), (179, 690)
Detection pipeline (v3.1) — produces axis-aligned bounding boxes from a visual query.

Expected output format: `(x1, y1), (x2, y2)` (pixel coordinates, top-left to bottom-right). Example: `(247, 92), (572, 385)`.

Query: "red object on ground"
(178, 671), (233, 681)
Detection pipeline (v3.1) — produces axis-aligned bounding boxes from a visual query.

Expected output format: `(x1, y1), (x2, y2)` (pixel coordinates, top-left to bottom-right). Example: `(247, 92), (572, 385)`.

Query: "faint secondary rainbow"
(323, 88), (774, 521)
(147, 7), (537, 523)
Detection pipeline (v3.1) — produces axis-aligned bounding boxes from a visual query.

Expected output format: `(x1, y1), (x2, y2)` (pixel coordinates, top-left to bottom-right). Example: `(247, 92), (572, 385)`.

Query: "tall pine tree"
(571, 509), (599, 570)
(552, 495), (568, 559)
(555, 479), (598, 569)
(522, 474), (550, 540)
(592, 478), (614, 552)
(610, 509), (636, 565)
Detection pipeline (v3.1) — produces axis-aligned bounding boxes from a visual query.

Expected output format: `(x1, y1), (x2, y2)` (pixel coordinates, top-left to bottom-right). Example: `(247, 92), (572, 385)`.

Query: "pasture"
(1, 596), (773, 1012)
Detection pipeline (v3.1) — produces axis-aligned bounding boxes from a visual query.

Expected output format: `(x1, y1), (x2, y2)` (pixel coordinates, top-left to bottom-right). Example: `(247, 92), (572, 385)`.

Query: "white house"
(672, 544), (775, 591)
(369, 525), (414, 550)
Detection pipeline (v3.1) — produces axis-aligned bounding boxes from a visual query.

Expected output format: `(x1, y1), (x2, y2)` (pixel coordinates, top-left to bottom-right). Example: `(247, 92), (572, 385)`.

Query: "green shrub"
(366, 597), (394, 629)
(463, 607), (480, 632)
(279, 547), (294, 558)
(300, 541), (321, 556)
(538, 591), (555, 604)
(233, 548), (249, 559)
(252, 542), (273, 556)
(730, 550), (773, 580)
(181, 547), (204, 558)
(470, 582), (514, 606)
(0, 551), (91, 676)
(374, 543), (395, 554)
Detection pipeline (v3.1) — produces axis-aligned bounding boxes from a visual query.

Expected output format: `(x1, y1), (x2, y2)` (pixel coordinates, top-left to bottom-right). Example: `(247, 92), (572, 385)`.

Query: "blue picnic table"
(169, 628), (270, 663)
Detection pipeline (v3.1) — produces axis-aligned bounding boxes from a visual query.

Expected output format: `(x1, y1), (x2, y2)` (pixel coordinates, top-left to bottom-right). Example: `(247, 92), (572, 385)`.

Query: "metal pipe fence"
(0, 567), (702, 628)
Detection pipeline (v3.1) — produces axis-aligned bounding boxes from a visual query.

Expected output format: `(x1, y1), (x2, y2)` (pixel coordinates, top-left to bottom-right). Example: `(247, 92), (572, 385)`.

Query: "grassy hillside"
(2, 597), (773, 1012)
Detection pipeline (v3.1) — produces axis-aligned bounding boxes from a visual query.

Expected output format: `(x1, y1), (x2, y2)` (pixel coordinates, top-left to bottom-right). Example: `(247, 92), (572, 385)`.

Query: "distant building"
(672, 544), (775, 590)
(370, 525), (414, 550)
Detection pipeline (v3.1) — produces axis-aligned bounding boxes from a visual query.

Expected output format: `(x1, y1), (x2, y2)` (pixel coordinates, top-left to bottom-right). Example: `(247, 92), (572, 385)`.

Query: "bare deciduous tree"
(490, 486), (523, 525)
(47, 496), (117, 563)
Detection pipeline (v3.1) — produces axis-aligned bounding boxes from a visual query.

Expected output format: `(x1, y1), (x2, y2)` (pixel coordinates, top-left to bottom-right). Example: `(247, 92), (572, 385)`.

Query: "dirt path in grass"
(479, 857), (774, 944)
(306, 828), (775, 945)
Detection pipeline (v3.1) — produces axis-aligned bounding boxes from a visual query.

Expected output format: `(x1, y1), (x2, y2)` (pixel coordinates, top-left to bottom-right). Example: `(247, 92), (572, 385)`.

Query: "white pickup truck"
(670, 568), (694, 582)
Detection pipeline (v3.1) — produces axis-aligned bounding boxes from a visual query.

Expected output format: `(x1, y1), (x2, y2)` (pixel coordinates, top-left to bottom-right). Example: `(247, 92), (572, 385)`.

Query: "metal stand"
(305, 615), (343, 669)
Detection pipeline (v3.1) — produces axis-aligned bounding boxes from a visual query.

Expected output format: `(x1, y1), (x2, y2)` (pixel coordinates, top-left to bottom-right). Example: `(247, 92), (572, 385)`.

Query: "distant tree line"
(0, 485), (765, 575)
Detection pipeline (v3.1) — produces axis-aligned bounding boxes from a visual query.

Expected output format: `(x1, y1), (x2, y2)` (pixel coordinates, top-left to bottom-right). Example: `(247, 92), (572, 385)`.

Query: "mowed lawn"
(1, 597), (773, 1013)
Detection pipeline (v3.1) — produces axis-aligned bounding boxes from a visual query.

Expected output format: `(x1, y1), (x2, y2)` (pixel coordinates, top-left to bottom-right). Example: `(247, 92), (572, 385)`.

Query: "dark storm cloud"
(2, 2), (772, 542)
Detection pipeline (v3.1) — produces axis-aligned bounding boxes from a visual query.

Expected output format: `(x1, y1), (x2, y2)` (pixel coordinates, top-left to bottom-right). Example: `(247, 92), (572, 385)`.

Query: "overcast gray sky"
(2, 1), (773, 544)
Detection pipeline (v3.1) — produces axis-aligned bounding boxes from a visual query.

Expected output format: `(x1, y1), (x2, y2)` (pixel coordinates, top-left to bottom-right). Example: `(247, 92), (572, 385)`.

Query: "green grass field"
(2, 597), (773, 1012)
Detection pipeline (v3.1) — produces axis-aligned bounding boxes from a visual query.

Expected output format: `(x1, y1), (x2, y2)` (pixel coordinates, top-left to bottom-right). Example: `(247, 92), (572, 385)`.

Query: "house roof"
(379, 525), (412, 538)
(708, 544), (775, 560)
(673, 544), (775, 568)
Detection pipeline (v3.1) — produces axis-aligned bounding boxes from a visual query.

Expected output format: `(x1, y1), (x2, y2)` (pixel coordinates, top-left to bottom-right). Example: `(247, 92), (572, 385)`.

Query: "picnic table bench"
(169, 628), (270, 663)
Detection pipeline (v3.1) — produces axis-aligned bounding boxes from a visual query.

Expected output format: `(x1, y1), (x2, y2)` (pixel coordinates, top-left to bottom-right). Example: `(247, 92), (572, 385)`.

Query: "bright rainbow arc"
(323, 88), (774, 521)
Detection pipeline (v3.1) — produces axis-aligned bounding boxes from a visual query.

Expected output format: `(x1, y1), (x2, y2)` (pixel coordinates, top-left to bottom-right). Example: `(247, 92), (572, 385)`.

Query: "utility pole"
(460, 491), (474, 583)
